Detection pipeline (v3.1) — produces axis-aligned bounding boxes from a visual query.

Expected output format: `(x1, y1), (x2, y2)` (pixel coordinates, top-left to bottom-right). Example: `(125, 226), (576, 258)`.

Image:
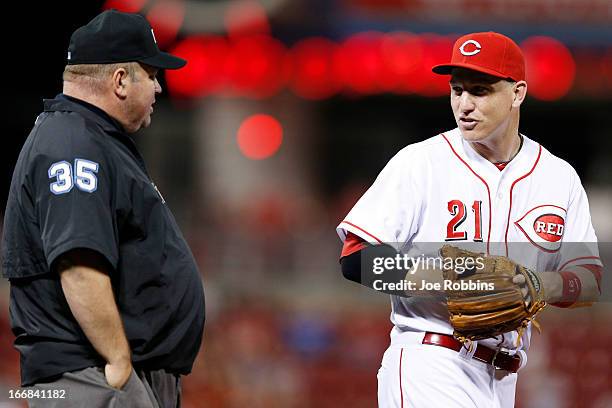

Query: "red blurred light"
(288, 38), (340, 100)
(146, 0), (185, 49)
(380, 32), (424, 94)
(227, 35), (288, 99)
(333, 32), (386, 95)
(163, 32), (604, 101)
(412, 35), (456, 97)
(225, 0), (270, 38)
(237, 114), (283, 160)
(165, 36), (230, 98)
(522, 36), (576, 101)
(102, 0), (146, 12)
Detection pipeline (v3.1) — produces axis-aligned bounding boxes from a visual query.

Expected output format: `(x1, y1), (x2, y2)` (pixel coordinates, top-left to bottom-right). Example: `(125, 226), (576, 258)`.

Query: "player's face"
(124, 63), (162, 133)
(449, 69), (517, 143)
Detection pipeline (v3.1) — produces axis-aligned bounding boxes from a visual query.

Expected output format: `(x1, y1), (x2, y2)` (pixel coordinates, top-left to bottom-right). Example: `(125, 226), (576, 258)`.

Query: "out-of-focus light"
(225, 0), (270, 38)
(522, 36), (576, 101)
(288, 38), (340, 100)
(334, 32), (386, 95)
(165, 36), (230, 98)
(227, 35), (288, 99)
(412, 35), (455, 97)
(146, 0), (185, 48)
(164, 31), (603, 101)
(102, 0), (146, 13)
(237, 114), (283, 160)
(380, 32), (424, 94)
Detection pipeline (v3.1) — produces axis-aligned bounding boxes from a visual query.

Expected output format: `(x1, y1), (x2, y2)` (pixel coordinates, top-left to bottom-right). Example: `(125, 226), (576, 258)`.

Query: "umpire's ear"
(512, 80), (527, 108)
(111, 67), (131, 99)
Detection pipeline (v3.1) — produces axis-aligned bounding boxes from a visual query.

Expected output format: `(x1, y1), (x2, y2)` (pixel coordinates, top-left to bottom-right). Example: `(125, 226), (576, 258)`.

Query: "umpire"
(1, 10), (205, 407)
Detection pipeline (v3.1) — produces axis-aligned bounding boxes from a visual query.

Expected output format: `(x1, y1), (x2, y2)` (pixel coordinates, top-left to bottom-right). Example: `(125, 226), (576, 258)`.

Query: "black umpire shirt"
(1, 94), (205, 386)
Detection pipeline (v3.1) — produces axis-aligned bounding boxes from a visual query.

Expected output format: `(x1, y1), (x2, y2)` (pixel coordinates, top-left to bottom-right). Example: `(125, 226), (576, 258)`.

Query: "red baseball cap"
(432, 32), (525, 82)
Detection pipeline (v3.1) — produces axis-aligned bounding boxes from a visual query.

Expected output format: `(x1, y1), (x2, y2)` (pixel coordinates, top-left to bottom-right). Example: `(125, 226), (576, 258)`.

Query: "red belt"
(422, 332), (521, 373)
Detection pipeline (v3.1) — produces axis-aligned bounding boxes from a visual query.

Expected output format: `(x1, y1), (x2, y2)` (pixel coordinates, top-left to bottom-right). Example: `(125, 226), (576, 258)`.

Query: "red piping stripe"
(515, 222), (560, 254)
(558, 256), (602, 271)
(340, 221), (384, 244)
(505, 145), (542, 256)
(442, 134), (492, 254)
(399, 348), (404, 408)
(514, 204), (567, 224)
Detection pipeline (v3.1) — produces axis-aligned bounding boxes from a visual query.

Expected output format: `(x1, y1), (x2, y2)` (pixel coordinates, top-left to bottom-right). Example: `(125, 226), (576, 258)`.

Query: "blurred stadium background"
(2, 0), (611, 407)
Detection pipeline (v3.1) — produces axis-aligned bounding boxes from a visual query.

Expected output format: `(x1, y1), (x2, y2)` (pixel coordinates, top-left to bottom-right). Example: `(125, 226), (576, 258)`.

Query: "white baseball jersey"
(337, 128), (601, 355)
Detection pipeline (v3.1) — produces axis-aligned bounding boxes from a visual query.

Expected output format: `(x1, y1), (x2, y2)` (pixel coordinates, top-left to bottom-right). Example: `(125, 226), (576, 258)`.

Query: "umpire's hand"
(105, 359), (133, 389)
(56, 248), (134, 391)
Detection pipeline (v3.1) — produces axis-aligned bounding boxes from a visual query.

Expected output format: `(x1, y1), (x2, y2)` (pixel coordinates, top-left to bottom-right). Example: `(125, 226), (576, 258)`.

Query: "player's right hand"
(105, 360), (133, 390)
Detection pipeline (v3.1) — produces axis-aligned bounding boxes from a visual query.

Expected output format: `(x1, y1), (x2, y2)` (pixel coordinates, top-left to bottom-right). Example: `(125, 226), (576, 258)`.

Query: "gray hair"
(62, 62), (139, 93)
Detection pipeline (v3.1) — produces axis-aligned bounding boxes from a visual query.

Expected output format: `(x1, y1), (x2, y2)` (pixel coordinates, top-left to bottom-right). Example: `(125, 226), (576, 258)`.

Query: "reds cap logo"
(459, 39), (482, 56)
(515, 205), (566, 252)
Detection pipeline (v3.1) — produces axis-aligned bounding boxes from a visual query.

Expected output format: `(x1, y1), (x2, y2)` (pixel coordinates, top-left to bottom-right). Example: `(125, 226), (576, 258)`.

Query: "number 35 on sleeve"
(48, 159), (99, 195)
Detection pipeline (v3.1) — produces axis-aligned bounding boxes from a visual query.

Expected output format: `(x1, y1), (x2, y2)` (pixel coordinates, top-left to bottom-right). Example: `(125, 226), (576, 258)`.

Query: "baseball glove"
(439, 245), (547, 343)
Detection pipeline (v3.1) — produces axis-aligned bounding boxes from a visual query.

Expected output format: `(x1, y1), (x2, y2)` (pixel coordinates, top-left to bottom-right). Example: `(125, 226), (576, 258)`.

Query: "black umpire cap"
(66, 9), (186, 69)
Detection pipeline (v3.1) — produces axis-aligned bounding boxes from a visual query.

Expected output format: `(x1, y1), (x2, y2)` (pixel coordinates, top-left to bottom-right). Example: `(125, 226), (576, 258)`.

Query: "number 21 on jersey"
(446, 200), (483, 242)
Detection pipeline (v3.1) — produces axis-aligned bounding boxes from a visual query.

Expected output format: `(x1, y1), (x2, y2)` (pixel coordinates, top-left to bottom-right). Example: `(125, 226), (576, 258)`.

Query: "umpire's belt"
(422, 332), (521, 373)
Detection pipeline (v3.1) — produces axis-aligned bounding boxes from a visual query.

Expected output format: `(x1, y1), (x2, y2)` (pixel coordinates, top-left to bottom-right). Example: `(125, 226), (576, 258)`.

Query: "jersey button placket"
(490, 179), (509, 245)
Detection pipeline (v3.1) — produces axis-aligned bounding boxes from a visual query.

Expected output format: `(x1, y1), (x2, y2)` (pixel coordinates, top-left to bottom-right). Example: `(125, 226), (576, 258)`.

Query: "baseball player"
(1, 10), (204, 407)
(337, 32), (602, 407)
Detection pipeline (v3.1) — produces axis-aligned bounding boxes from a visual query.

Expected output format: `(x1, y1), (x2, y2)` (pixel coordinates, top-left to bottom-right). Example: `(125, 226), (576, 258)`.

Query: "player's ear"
(111, 67), (130, 99)
(512, 80), (527, 108)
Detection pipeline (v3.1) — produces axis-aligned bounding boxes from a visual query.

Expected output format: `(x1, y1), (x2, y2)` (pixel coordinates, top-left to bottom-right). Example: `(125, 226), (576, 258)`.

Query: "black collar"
(43, 94), (149, 173)
(44, 94), (126, 134)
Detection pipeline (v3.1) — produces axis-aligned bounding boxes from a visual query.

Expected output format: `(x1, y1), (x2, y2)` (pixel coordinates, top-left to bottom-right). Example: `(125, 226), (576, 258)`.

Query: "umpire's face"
(123, 63), (162, 133)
